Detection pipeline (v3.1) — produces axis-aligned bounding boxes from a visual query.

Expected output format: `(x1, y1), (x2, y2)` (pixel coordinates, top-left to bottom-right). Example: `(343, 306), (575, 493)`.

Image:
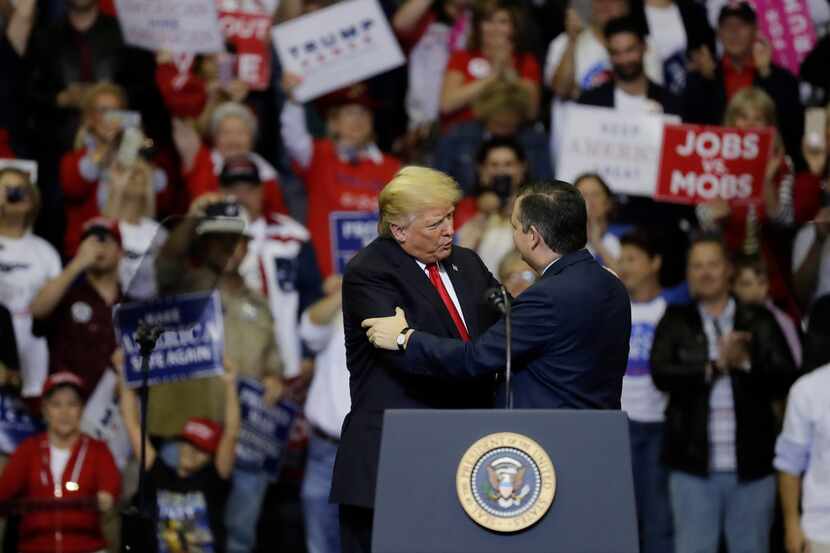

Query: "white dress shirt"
(415, 260), (468, 332)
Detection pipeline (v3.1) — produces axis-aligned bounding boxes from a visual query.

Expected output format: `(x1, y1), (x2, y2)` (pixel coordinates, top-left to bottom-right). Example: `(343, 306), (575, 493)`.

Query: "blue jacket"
(405, 249), (632, 409)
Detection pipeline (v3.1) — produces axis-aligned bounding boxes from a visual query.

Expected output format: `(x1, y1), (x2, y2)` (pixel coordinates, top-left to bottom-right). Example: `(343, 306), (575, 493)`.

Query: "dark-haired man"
(577, 15), (683, 116)
(362, 180), (631, 410)
(651, 235), (799, 553)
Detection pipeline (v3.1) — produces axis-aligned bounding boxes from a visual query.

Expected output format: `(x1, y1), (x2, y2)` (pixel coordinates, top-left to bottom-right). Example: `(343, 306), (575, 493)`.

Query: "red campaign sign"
(655, 125), (774, 205)
(218, 8), (273, 90)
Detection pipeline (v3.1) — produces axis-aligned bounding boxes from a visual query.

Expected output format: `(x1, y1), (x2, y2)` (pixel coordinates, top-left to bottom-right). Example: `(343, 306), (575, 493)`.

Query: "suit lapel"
(444, 251), (480, 338)
(381, 239), (463, 339)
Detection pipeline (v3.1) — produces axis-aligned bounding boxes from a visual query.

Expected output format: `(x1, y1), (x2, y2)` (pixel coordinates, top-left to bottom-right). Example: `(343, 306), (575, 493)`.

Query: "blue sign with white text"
(235, 376), (299, 479)
(113, 291), (225, 388)
(0, 391), (43, 454)
(330, 211), (378, 274)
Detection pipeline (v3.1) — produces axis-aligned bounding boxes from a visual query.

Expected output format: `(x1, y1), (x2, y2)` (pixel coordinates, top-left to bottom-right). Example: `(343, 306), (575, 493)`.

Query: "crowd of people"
(0, 0), (829, 551)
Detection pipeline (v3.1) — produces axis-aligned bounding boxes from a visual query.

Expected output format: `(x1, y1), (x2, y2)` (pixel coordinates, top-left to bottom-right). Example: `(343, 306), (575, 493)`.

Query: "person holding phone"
(455, 136), (528, 274)
(29, 217), (123, 395)
(0, 167), (62, 402)
(59, 82), (168, 258)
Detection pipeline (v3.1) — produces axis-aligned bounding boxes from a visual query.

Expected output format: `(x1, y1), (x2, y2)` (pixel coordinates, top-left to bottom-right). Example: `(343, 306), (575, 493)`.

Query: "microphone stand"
(121, 320), (164, 552)
(501, 286), (513, 409)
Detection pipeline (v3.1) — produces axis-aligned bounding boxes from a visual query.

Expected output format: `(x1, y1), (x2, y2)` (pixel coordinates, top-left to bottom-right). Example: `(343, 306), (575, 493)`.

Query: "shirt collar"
(698, 296), (736, 325)
(336, 143), (383, 165)
(541, 257), (560, 276)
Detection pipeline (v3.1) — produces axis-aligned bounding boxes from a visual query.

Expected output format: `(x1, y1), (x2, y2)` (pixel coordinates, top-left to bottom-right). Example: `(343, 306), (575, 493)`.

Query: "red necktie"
(426, 263), (470, 342)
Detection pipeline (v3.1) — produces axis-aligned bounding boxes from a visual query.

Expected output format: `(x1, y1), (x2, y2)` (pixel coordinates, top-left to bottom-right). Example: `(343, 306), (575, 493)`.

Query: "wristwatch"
(396, 327), (412, 351)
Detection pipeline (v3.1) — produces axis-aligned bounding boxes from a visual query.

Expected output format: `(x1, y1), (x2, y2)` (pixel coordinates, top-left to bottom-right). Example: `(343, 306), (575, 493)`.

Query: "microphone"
(483, 287), (508, 314)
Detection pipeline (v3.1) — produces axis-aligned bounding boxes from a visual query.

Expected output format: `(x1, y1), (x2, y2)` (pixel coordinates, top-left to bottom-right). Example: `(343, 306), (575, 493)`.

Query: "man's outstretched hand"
(362, 307), (409, 350)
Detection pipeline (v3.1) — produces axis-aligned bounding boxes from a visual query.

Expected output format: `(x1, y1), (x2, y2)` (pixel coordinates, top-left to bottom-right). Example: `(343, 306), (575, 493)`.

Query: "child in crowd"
(732, 255), (802, 368)
(0, 372), (121, 553)
(117, 352), (240, 553)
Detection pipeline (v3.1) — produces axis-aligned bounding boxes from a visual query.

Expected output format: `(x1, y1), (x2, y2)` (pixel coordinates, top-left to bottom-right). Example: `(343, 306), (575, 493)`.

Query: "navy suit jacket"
(405, 249), (632, 409)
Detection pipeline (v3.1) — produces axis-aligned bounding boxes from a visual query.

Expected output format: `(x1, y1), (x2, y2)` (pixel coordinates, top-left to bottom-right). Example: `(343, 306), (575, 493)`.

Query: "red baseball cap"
(181, 418), (223, 454)
(81, 217), (123, 247)
(315, 82), (378, 115)
(42, 371), (86, 399)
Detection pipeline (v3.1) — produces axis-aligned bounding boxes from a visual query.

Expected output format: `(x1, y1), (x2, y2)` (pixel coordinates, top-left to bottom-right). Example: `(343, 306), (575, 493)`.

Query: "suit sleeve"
(403, 286), (553, 378)
(342, 263), (413, 373)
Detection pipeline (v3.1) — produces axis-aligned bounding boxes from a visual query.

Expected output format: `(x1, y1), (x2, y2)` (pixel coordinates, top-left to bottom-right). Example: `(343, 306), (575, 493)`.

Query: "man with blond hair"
(332, 166), (501, 553)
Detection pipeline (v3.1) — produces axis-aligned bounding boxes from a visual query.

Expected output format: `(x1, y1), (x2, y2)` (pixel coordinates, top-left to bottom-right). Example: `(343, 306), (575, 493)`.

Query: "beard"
(613, 62), (644, 83)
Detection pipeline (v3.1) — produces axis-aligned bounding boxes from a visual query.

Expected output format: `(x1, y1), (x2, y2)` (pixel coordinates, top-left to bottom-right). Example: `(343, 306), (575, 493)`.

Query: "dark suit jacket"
(331, 237), (501, 508)
(577, 79), (684, 117)
(404, 249), (632, 409)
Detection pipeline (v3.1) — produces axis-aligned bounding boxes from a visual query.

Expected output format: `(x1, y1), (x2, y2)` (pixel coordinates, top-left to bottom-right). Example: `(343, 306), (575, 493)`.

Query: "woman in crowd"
(455, 136), (527, 275)
(439, 0), (540, 129)
(172, 100), (288, 214)
(394, 0), (473, 129)
(497, 249), (537, 297)
(697, 87), (824, 316)
(0, 167), (61, 400)
(59, 82), (169, 257)
(102, 159), (167, 299)
(575, 173), (622, 273)
(0, 372), (121, 553)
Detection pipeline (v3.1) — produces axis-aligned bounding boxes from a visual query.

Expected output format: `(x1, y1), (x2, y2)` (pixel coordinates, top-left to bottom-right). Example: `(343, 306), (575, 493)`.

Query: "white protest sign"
(115, 0), (225, 54)
(81, 370), (132, 469)
(272, 0), (405, 101)
(0, 159), (38, 184)
(556, 105), (674, 198)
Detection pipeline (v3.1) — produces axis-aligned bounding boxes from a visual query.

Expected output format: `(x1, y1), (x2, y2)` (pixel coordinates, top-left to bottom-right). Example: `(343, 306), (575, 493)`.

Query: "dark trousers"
(339, 504), (374, 553)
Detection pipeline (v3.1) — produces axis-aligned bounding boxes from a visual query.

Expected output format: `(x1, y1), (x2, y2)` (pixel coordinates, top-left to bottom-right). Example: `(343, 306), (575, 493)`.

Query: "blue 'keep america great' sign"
(235, 376), (299, 478)
(113, 290), (225, 388)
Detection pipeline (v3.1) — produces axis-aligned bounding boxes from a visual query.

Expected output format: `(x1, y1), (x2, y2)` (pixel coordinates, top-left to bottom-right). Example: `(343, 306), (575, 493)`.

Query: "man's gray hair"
(210, 102), (258, 140)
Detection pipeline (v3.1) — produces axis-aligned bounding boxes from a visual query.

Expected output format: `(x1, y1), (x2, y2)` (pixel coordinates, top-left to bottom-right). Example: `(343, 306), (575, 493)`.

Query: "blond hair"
(378, 166), (462, 237)
(75, 82), (128, 150)
(724, 87), (777, 127)
(473, 79), (531, 122)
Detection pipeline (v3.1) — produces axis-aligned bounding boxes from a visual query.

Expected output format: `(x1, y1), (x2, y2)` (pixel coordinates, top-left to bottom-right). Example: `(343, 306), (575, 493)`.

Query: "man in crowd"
(299, 274), (349, 553)
(577, 16), (682, 115)
(363, 180), (631, 412)
(793, 207), (830, 307)
(29, 217), (122, 394)
(651, 235), (799, 553)
(333, 166), (502, 553)
(616, 228), (674, 553)
(775, 313), (830, 553)
(682, 1), (803, 161)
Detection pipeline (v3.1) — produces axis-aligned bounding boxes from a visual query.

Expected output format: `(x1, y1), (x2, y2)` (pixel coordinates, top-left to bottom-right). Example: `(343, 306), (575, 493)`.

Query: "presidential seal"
(456, 432), (555, 533)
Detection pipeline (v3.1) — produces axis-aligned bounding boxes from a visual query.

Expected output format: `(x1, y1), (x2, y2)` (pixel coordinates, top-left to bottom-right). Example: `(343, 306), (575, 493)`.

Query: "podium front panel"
(372, 409), (639, 553)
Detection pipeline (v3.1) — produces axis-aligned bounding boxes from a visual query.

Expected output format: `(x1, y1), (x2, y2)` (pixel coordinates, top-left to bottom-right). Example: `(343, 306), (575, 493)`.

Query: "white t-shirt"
(613, 87), (653, 113)
(792, 224), (830, 303)
(622, 296), (669, 422)
(476, 218), (515, 277)
(50, 445), (71, 486)
(300, 310), (351, 438)
(645, 3), (687, 94)
(775, 363), (830, 543)
(0, 233), (62, 397)
(119, 218), (166, 300)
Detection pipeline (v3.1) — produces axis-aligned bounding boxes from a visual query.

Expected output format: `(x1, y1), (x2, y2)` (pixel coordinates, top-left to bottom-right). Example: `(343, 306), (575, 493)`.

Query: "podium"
(372, 409), (639, 553)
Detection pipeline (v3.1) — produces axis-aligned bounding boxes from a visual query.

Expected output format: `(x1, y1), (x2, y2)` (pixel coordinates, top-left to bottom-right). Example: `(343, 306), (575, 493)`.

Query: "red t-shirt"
(0, 433), (121, 553)
(722, 56), (756, 103)
(441, 49), (540, 129)
(293, 140), (400, 277)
